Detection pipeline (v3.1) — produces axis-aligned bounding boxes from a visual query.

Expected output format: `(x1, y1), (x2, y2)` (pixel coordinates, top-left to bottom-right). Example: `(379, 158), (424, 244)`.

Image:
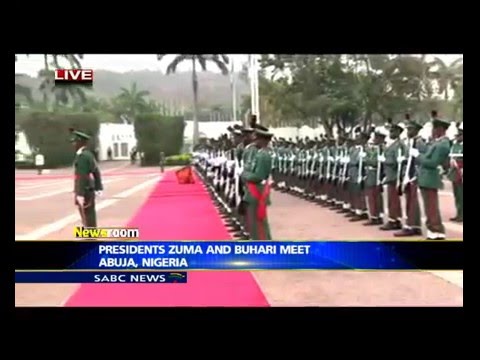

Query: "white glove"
(95, 191), (103, 197)
(378, 155), (386, 162)
(397, 155), (406, 163)
(360, 152), (367, 159)
(410, 149), (420, 158)
(76, 196), (85, 207)
(328, 156), (334, 162)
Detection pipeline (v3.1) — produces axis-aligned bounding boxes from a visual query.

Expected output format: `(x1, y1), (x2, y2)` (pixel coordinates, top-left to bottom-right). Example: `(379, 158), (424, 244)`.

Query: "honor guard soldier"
(410, 112), (452, 240)
(349, 132), (369, 221)
(364, 129), (387, 225)
(448, 122), (463, 223)
(242, 125), (274, 240)
(70, 129), (103, 228)
(394, 117), (428, 237)
(379, 122), (407, 231)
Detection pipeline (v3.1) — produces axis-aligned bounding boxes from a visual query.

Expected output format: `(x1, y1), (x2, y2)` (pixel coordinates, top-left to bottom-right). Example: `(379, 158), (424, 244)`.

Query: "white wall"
(98, 123), (137, 161)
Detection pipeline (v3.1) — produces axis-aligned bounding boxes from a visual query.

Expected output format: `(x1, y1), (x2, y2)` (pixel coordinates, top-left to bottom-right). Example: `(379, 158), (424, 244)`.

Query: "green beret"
(432, 118), (450, 129)
(406, 120), (423, 130)
(70, 130), (90, 142)
(390, 124), (404, 132)
(254, 125), (273, 138)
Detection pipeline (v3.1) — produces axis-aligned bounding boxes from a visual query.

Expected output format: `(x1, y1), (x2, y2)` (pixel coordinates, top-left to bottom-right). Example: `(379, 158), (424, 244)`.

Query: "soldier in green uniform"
(394, 118), (428, 237)
(314, 136), (328, 204)
(364, 129), (387, 225)
(325, 137), (337, 206)
(239, 116), (258, 227)
(447, 122), (463, 223)
(159, 151), (165, 172)
(71, 129), (103, 228)
(335, 134), (349, 212)
(410, 114), (452, 240)
(348, 132), (369, 222)
(340, 137), (355, 213)
(242, 125), (274, 240)
(379, 123), (407, 231)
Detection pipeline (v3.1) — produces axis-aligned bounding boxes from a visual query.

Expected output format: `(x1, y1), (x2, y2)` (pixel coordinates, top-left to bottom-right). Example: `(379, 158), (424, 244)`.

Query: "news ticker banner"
(16, 241), (462, 271)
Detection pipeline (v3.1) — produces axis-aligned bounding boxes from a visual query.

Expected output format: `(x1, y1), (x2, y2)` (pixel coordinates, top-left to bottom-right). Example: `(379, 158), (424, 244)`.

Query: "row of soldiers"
(193, 111), (463, 240)
(194, 116), (274, 240)
(269, 111), (463, 240)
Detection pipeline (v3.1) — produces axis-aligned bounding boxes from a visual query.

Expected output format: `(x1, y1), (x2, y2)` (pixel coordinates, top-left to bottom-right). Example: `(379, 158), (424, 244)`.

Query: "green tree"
(157, 54), (230, 146)
(37, 54), (88, 109)
(430, 57), (463, 100)
(114, 82), (150, 122)
(15, 55), (33, 105)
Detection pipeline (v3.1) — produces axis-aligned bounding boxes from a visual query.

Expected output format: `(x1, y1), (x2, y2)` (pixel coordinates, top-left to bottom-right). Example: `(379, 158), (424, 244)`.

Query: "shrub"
(21, 112), (100, 168)
(134, 113), (185, 166)
(164, 153), (192, 166)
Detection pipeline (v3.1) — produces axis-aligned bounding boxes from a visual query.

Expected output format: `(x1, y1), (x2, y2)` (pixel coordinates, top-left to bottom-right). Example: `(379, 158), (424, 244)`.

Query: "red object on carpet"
(65, 170), (269, 307)
(175, 166), (195, 184)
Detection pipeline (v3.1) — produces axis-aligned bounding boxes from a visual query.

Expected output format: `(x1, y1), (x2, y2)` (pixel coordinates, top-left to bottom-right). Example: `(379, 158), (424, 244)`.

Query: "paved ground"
(254, 188), (463, 306)
(15, 163), (463, 307)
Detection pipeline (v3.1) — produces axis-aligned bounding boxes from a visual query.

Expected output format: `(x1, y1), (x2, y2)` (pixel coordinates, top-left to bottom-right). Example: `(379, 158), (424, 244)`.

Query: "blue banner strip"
(15, 241), (463, 270)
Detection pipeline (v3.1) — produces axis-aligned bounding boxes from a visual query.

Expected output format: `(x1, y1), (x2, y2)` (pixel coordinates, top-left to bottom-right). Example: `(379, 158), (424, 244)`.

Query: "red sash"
(247, 181), (270, 221)
(74, 174), (94, 180)
(455, 160), (463, 183)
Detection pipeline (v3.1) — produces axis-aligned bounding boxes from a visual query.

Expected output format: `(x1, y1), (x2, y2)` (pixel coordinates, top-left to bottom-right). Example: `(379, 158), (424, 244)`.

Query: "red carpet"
(65, 170), (270, 307)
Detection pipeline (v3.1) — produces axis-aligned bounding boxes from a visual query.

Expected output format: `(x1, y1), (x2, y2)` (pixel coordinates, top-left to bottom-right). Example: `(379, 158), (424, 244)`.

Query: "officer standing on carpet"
(394, 117), (428, 237)
(410, 112), (451, 240)
(447, 122), (463, 223)
(70, 129), (103, 228)
(241, 124), (274, 240)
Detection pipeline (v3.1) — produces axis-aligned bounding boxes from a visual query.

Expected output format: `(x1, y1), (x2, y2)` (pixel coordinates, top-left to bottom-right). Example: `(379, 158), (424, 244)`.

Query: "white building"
(183, 120), (461, 143)
(97, 123), (137, 161)
(15, 131), (32, 155)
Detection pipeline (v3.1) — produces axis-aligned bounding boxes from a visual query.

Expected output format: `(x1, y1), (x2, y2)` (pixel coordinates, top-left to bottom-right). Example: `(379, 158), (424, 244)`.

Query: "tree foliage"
(157, 54), (230, 145)
(252, 54), (463, 136)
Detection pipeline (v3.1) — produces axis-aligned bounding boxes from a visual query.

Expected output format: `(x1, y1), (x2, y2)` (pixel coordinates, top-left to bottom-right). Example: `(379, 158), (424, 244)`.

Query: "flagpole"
(248, 54), (260, 124)
(253, 55), (260, 124)
(248, 55), (255, 120)
(231, 60), (237, 122)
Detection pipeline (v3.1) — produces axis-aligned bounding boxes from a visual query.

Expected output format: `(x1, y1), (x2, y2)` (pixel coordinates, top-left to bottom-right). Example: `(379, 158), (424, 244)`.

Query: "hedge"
(165, 153), (192, 166)
(21, 112), (100, 168)
(134, 114), (185, 166)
